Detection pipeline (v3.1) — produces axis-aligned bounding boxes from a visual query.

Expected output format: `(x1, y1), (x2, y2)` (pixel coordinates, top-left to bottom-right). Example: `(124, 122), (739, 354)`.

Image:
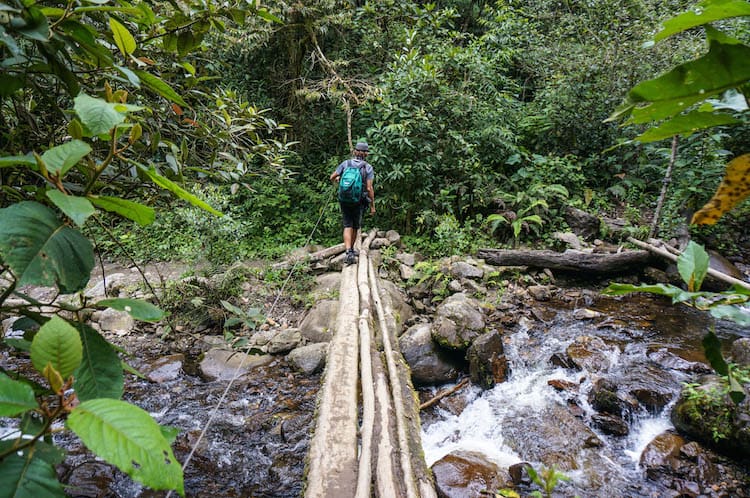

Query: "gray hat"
(354, 141), (369, 152)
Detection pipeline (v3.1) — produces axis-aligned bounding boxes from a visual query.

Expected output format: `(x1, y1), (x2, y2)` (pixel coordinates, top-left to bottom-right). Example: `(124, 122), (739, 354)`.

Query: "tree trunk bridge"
(304, 230), (437, 498)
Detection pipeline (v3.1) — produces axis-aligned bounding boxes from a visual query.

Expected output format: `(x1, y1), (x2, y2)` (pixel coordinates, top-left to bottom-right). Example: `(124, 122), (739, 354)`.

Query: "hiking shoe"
(345, 251), (356, 266)
(352, 249), (359, 257)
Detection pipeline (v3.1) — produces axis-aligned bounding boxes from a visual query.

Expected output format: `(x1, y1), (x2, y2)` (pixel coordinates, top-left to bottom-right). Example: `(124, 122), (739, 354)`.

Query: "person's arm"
(366, 179), (375, 214)
(330, 170), (340, 183)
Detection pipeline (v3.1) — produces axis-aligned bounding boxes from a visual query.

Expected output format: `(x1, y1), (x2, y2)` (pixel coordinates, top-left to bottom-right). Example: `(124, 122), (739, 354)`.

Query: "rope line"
(165, 191), (333, 498)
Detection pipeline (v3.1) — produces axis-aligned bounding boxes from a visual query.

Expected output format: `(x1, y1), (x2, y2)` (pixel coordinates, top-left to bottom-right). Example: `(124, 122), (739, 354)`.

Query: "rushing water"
(421, 294), (746, 497)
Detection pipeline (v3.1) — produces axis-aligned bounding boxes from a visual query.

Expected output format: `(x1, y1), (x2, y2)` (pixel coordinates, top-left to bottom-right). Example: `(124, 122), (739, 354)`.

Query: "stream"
(421, 293), (749, 497)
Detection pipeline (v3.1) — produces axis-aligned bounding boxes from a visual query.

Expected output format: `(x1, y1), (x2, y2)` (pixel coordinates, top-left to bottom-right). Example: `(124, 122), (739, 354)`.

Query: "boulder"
(591, 412), (629, 436)
(552, 231), (582, 251)
(199, 348), (273, 381)
(431, 293), (485, 351)
(299, 299), (338, 343)
(466, 330), (508, 389)
(565, 207), (600, 240)
(396, 253), (418, 266)
(527, 285), (552, 302)
(378, 279), (413, 335)
(588, 378), (638, 418)
(431, 450), (507, 498)
(287, 342), (328, 375)
(267, 328), (302, 354)
(310, 273), (341, 301)
(97, 308), (135, 336)
(400, 264), (416, 281)
(566, 336), (619, 373)
(399, 323), (461, 386)
(385, 229), (401, 246)
(141, 354), (184, 383)
(450, 262), (484, 280)
(620, 363), (676, 412)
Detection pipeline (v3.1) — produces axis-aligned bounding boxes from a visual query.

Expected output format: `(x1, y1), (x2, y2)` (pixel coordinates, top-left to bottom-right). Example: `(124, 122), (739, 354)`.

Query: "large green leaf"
(88, 195), (155, 226)
(40, 140), (91, 177)
(629, 40), (750, 104)
(46, 190), (95, 227)
(710, 304), (750, 326)
(0, 154), (37, 169)
(702, 330), (729, 376)
(109, 17), (136, 56)
(0, 451), (65, 498)
(602, 282), (699, 303)
(634, 111), (739, 143)
(97, 298), (165, 322)
(67, 399), (185, 496)
(30, 316), (83, 380)
(677, 241), (710, 292)
(133, 70), (188, 106)
(74, 94), (125, 136)
(655, 0), (750, 41)
(0, 201), (94, 293)
(73, 323), (123, 401)
(139, 166), (222, 215)
(0, 373), (38, 416)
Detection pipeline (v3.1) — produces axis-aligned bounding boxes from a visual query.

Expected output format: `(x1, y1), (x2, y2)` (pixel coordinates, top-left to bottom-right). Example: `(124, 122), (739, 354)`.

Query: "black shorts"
(341, 202), (365, 229)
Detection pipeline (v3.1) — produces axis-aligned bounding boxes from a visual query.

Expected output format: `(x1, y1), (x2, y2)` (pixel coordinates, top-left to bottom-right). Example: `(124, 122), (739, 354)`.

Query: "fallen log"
(272, 243), (346, 270)
(419, 378), (470, 411)
(477, 248), (655, 274)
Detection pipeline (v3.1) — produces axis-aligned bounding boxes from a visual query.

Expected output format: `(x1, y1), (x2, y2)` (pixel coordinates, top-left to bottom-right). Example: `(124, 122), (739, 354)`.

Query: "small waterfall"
(421, 307), (688, 495)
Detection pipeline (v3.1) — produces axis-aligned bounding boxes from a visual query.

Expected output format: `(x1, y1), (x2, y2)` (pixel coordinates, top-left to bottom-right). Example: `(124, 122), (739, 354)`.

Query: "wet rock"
(671, 375), (750, 456)
(450, 261), (484, 280)
(199, 348), (273, 381)
(591, 412), (629, 436)
(141, 354), (184, 383)
(467, 330), (508, 389)
(549, 352), (577, 370)
(64, 461), (115, 497)
(267, 328), (302, 354)
(431, 450), (507, 498)
(566, 335), (618, 373)
(400, 323), (461, 386)
(299, 299), (338, 343)
(731, 338), (750, 366)
(647, 348), (712, 374)
(572, 308), (602, 320)
(621, 363), (676, 412)
(527, 285), (552, 302)
(640, 431), (684, 474)
(96, 308), (135, 336)
(548, 379), (578, 393)
(287, 342), (328, 375)
(565, 207), (600, 240)
(431, 293), (486, 351)
(589, 378), (638, 418)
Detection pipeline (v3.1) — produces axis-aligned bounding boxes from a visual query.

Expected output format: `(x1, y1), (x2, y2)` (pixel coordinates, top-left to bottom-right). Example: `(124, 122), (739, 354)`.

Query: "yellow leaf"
(109, 18), (136, 56)
(692, 153), (750, 225)
(43, 363), (65, 393)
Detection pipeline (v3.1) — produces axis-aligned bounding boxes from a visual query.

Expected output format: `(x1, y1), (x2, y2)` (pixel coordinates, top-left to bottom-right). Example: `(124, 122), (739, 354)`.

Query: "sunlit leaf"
(97, 298), (165, 322)
(655, 0), (750, 42)
(88, 195), (155, 226)
(67, 399), (185, 496)
(0, 373), (38, 416)
(30, 316), (83, 379)
(139, 166), (221, 215)
(633, 111), (739, 143)
(109, 17), (136, 56)
(692, 154), (750, 225)
(133, 70), (187, 106)
(74, 94), (125, 136)
(0, 201), (94, 293)
(46, 190), (95, 227)
(677, 241), (710, 292)
(73, 323), (123, 401)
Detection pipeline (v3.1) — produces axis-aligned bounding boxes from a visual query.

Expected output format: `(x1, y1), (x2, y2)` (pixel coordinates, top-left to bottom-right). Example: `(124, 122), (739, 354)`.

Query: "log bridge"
(304, 230), (437, 498)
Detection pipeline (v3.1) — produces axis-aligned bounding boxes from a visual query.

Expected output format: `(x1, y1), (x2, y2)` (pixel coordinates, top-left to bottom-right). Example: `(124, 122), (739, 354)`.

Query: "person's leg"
(343, 226), (354, 250)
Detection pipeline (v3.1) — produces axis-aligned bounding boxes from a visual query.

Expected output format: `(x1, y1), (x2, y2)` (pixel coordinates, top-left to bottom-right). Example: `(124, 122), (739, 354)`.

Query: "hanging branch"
(650, 135), (679, 238)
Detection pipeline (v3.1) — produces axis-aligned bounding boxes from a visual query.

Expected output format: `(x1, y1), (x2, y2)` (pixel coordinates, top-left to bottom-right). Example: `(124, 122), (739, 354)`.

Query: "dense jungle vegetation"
(0, 0), (749, 495)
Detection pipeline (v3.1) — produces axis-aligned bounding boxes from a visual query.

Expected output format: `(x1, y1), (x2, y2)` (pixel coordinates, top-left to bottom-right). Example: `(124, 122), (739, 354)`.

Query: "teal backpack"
(338, 160), (366, 204)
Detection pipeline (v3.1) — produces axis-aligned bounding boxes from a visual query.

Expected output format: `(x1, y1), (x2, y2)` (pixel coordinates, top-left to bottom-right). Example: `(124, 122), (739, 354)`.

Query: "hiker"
(330, 141), (375, 265)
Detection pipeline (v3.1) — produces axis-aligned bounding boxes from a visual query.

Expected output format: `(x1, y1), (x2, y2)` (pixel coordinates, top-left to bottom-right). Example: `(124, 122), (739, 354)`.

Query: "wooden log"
(272, 243), (346, 270)
(477, 248), (655, 274)
(305, 257), (360, 497)
(419, 378), (470, 411)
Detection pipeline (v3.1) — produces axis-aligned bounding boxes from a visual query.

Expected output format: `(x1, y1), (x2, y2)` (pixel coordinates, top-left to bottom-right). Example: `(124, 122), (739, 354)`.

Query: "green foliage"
(525, 464), (571, 498)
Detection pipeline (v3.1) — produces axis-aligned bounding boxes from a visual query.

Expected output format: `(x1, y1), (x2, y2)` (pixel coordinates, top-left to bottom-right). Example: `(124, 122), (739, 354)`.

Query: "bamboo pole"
(627, 237), (750, 291)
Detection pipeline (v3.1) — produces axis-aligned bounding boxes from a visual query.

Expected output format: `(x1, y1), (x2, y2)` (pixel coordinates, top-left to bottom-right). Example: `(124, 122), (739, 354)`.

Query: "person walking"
(330, 141), (375, 265)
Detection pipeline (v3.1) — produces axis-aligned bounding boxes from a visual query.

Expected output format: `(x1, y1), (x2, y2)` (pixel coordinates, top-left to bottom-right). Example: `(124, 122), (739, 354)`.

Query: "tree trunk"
(477, 248), (655, 274)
